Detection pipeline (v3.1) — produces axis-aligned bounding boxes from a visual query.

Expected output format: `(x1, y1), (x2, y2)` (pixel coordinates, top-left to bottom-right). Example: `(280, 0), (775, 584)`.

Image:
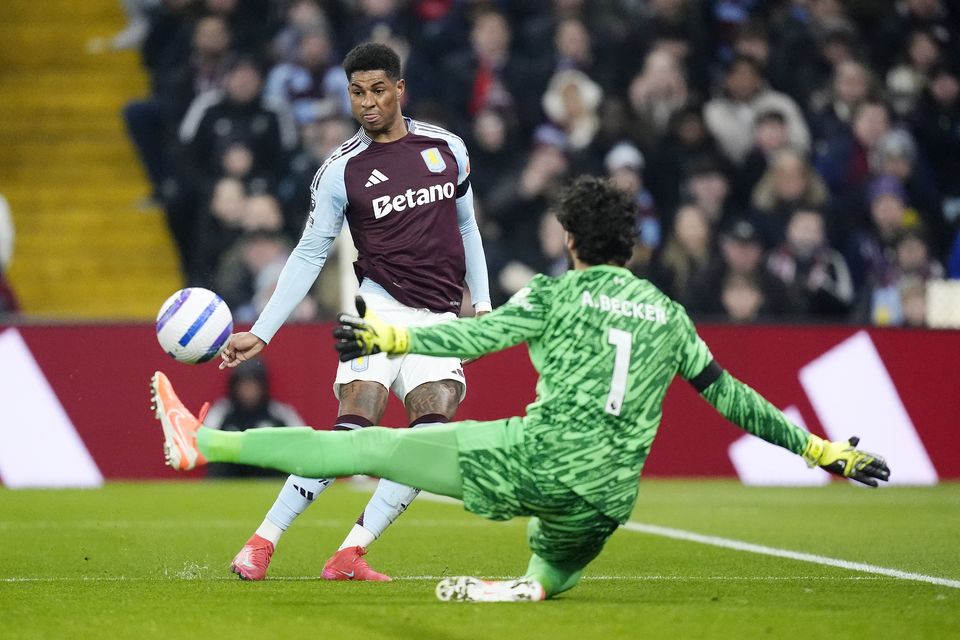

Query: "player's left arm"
(675, 304), (890, 486)
(451, 137), (492, 314)
(335, 276), (550, 361)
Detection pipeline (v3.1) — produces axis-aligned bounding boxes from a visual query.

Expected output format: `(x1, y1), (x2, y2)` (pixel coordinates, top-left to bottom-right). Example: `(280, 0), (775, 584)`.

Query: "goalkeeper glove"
(333, 296), (410, 362)
(802, 435), (891, 487)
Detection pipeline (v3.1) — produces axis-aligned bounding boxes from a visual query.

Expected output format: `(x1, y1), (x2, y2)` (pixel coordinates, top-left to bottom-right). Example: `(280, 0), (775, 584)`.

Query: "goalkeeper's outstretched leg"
(152, 371), (465, 496)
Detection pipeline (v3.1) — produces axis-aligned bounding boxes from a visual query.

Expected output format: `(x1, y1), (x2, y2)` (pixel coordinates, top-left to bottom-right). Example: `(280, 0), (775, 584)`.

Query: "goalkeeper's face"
(349, 70), (405, 135)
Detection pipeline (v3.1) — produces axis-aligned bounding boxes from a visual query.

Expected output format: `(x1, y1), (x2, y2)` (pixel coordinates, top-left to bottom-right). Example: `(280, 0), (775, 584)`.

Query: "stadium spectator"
(200, 0), (274, 56)
(124, 14), (234, 206)
(214, 230), (291, 315)
(541, 69), (603, 152)
(911, 64), (960, 210)
(869, 129), (946, 252)
(874, 0), (959, 74)
(750, 148), (830, 245)
(279, 116), (355, 236)
(496, 211), (570, 299)
(899, 277), (929, 327)
(704, 55), (810, 165)
(807, 60), (878, 148)
(737, 109), (794, 204)
(767, 207), (854, 318)
(271, 0), (330, 64)
(551, 17), (596, 76)
(719, 273), (767, 323)
(679, 154), (735, 229)
(627, 49), (690, 147)
(203, 360), (304, 478)
(441, 8), (546, 135)
(634, 0), (709, 89)
(264, 31), (350, 126)
(846, 175), (913, 291)
(179, 56), (296, 185)
(487, 125), (570, 264)
(816, 98), (892, 201)
(687, 217), (798, 319)
(766, 0), (858, 106)
(647, 105), (730, 217)
(886, 28), (945, 117)
(649, 203), (713, 304)
(604, 142), (659, 271)
(466, 108), (522, 215)
(864, 227), (944, 326)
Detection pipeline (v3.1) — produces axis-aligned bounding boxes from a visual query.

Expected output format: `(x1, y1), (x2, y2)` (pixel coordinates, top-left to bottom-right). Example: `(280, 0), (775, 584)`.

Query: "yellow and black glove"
(802, 435), (891, 487)
(333, 296), (410, 362)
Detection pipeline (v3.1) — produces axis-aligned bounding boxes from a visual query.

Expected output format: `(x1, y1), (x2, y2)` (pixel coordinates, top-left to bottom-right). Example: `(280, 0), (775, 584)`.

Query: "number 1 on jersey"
(605, 328), (632, 416)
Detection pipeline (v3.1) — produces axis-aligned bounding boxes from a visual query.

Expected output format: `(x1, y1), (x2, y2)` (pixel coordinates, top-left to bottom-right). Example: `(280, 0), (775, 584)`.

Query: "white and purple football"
(155, 288), (233, 364)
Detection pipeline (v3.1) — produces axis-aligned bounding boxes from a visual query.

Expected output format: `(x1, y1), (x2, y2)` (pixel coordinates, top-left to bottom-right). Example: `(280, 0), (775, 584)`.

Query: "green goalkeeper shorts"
(456, 417), (619, 567)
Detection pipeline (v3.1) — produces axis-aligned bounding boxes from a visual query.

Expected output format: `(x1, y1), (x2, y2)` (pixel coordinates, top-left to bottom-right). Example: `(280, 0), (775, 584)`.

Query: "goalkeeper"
(151, 176), (890, 602)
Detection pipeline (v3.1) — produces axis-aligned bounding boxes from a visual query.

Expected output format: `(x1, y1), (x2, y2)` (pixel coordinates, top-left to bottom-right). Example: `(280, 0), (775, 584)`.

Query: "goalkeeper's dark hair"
(343, 43), (402, 80)
(555, 176), (638, 267)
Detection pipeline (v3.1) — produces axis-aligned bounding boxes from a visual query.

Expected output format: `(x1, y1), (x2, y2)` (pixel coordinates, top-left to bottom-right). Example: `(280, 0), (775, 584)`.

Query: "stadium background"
(2, 0), (960, 487)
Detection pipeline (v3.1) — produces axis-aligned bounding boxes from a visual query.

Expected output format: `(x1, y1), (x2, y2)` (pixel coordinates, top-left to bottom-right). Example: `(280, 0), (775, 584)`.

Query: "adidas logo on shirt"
(365, 169), (389, 187)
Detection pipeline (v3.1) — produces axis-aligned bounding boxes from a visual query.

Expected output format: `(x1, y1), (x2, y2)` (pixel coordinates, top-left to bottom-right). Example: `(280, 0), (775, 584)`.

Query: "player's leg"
(197, 421), (464, 496)
(436, 484), (617, 602)
(521, 507), (617, 598)
(231, 377), (388, 580)
(324, 301), (468, 579)
(328, 377), (463, 578)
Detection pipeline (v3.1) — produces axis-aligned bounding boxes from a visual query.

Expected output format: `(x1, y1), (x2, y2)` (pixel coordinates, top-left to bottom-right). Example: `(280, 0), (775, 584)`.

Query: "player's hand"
(219, 332), (266, 369)
(333, 296), (410, 362)
(802, 435), (891, 487)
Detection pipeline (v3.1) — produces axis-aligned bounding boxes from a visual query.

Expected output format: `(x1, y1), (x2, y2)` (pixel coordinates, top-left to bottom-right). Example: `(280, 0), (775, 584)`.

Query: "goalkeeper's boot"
(435, 577), (546, 602)
(230, 534), (275, 581)
(150, 371), (208, 471)
(321, 546), (391, 581)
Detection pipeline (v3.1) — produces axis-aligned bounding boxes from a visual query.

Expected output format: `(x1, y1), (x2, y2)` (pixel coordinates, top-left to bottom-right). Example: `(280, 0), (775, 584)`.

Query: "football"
(155, 287), (233, 364)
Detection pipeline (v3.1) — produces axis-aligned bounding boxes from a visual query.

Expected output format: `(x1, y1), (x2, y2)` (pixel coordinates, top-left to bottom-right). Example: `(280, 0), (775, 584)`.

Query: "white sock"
(339, 478), (420, 550)
(338, 523), (377, 550)
(262, 475), (335, 544)
(255, 518), (285, 545)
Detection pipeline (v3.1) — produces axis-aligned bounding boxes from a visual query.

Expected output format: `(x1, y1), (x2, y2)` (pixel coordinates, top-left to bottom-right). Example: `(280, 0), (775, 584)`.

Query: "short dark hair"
(555, 176), (637, 267)
(343, 43), (401, 80)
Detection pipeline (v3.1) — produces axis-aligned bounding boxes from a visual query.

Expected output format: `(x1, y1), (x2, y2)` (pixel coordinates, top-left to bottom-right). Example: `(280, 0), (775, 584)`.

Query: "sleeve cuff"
(473, 300), (492, 313)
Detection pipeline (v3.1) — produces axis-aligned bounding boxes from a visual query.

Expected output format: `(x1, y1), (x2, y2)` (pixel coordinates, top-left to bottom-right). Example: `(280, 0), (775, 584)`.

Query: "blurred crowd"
(118, 0), (960, 327)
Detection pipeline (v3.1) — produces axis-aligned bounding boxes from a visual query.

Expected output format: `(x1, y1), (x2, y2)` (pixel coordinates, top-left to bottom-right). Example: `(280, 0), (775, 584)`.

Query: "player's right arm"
(220, 159), (348, 369)
(674, 303), (890, 486)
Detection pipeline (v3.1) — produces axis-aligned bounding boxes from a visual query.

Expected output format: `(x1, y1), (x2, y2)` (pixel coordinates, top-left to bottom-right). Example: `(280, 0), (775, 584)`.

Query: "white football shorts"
(333, 292), (467, 403)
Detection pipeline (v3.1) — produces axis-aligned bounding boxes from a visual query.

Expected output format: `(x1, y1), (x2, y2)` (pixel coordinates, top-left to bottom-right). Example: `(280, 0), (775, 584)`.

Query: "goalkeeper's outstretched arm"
(692, 363), (891, 487)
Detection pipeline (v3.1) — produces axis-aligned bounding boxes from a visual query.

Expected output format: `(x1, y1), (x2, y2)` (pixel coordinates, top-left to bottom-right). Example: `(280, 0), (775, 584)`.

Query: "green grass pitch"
(2, 480), (958, 639)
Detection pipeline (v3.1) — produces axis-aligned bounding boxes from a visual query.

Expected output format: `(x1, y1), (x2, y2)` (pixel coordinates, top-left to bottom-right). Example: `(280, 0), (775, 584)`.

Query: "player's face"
(349, 70), (404, 136)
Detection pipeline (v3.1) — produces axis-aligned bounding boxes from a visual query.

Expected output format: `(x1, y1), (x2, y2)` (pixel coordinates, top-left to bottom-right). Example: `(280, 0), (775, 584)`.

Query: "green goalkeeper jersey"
(407, 265), (809, 523)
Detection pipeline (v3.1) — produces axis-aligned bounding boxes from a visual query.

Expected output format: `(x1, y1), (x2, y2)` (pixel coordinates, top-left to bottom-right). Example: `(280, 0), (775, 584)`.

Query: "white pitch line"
(414, 492), (960, 590)
(624, 522), (960, 590)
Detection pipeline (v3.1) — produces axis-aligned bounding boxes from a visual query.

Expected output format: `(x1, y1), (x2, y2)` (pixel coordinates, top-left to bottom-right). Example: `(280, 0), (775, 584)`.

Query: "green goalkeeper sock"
(197, 424), (464, 498)
(524, 553), (583, 598)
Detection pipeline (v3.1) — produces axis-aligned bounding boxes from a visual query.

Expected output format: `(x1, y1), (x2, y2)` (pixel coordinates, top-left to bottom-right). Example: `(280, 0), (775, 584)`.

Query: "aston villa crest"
(420, 147), (446, 173)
